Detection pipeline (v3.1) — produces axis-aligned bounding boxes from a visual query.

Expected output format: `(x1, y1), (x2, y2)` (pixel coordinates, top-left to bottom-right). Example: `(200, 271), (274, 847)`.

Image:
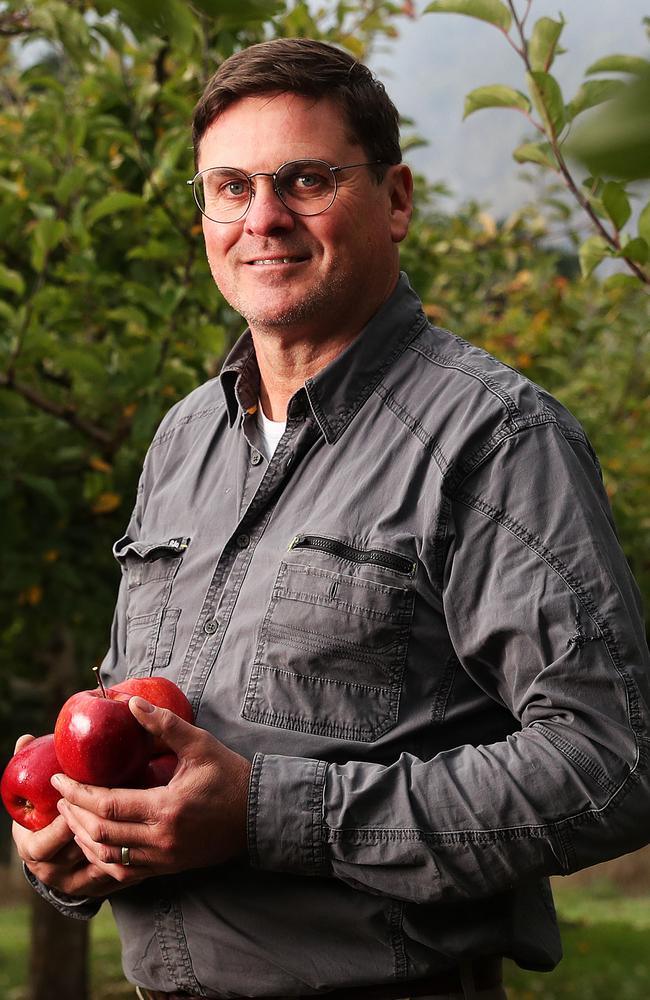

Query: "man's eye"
(284, 170), (327, 195)
(296, 173), (320, 189)
(222, 180), (247, 197)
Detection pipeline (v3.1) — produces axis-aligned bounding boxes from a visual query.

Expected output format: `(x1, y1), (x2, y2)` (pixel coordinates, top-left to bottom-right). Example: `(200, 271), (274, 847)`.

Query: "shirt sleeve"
(249, 420), (650, 903)
(23, 864), (104, 920)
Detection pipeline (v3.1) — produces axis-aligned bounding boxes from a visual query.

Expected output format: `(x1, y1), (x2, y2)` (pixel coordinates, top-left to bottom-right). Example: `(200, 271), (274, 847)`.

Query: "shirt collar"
(219, 272), (427, 442)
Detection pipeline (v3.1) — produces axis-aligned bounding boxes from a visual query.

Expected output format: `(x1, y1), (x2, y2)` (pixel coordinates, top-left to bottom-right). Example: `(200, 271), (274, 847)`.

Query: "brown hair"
(191, 38), (402, 179)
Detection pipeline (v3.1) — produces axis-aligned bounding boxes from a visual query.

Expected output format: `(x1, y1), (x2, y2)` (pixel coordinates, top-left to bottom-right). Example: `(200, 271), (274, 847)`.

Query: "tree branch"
(0, 10), (34, 36)
(0, 372), (118, 451)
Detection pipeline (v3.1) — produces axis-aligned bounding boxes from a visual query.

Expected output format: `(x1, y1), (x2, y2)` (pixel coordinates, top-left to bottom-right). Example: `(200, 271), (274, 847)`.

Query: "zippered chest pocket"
(114, 536), (189, 676)
(242, 535), (416, 742)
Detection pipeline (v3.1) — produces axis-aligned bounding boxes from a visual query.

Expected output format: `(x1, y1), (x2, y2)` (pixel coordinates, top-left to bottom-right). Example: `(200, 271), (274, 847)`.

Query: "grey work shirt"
(35, 274), (650, 997)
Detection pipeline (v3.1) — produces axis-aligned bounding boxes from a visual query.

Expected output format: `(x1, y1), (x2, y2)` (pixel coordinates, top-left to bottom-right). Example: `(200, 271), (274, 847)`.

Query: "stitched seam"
(409, 338), (520, 419)
(314, 312), (428, 441)
(284, 555), (415, 586)
(244, 705), (389, 741)
(450, 490), (643, 797)
(252, 662), (392, 695)
(280, 589), (409, 622)
(311, 760), (329, 873)
(247, 753), (263, 869)
(446, 412), (566, 494)
(375, 381), (449, 475)
(431, 653), (458, 723)
(150, 401), (224, 449)
(534, 723), (619, 795)
(389, 900), (409, 979)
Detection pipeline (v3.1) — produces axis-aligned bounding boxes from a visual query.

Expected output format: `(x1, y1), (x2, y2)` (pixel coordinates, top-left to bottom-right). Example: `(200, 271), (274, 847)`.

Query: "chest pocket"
(114, 536), (188, 676)
(242, 535), (416, 742)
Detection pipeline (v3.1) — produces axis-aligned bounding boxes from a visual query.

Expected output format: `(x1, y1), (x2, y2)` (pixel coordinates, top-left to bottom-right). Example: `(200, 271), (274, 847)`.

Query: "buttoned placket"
(176, 392), (316, 712)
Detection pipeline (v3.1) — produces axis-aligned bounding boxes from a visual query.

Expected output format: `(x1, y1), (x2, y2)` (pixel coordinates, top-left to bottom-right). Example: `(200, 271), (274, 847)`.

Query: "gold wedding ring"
(121, 846), (131, 866)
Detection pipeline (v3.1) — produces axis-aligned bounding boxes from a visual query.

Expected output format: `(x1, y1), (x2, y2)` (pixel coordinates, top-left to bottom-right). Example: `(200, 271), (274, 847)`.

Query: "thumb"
(15, 733), (35, 754)
(128, 696), (197, 753)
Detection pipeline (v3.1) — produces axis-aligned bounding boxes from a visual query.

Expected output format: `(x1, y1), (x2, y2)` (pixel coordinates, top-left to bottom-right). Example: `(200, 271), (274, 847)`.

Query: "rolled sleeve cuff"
(248, 752), (330, 875)
(23, 863), (103, 920)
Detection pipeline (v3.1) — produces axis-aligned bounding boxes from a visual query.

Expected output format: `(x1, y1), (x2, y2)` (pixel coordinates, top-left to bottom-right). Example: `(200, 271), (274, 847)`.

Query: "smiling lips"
(247, 256), (308, 265)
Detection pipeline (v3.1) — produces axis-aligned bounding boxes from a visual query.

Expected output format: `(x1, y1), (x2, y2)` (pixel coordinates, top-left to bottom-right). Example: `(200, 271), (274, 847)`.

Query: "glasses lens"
(275, 160), (336, 216)
(195, 168), (251, 223)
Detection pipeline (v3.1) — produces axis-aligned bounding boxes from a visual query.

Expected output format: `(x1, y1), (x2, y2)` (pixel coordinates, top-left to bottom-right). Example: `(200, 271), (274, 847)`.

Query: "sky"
(369, 0), (650, 217)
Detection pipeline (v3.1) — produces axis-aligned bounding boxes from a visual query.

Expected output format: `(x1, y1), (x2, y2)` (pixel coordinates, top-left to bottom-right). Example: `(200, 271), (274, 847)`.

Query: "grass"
(1, 881), (649, 999)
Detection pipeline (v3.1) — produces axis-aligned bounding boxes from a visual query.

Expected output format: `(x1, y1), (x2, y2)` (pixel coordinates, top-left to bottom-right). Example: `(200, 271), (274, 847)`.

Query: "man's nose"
(243, 176), (296, 235)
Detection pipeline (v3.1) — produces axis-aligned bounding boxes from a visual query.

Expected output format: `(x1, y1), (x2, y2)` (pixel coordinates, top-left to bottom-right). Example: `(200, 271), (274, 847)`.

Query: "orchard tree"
(424, 0), (650, 283)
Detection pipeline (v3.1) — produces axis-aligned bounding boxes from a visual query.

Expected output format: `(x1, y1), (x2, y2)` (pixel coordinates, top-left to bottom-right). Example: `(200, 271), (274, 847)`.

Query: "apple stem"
(93, 666), (108, 698)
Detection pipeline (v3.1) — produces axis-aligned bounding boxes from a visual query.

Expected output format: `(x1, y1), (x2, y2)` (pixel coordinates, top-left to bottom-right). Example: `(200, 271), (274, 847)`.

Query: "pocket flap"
(113, 535), (190, 563)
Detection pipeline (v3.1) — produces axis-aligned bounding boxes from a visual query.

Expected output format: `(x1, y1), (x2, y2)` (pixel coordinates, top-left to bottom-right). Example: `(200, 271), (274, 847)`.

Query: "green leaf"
(423, 0), (512, 31)
(587, 55), (649, 76)
(87, 192), (145, 226)
(54, 165), (89, 206)
(527, 71), (566, 136)
(111, 0), (196, 47)
(602, 182), (631, 230)
(19, 474), (67, 514)
(463, 85), (530, 118)
(621, 237), (649, 264)
(30, 219), (67, 273)
(529, 17), (564, 72)
(0, 265), (25, 297)
(579, 235), (611, 278)
(603, 273), (640, 291)
(566, 72), (650, 181)
(638, 201), (650, 244)
(513, 141), (557, 170)
(566, 79), (626, 120)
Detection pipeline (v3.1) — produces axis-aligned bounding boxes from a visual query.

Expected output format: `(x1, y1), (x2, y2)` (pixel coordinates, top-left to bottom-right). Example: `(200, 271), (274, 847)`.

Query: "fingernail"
(130, 696), (155, 713)
(51, 774), (63, 789)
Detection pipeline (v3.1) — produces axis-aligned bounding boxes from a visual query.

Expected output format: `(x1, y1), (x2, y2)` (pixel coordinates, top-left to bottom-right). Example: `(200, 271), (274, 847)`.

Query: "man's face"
(196, 92), (412, 342)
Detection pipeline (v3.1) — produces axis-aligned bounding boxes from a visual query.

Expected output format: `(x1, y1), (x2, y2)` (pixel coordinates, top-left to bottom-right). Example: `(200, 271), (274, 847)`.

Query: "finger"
(128, 697), (203, 755)
(72, 829), (154, 871)
(57, 797), (161, 852)
(52, 773), (157, 824)
(13, 814), (76, 864)
(14, 733), (35, 753)
(26, 857), (125, 898)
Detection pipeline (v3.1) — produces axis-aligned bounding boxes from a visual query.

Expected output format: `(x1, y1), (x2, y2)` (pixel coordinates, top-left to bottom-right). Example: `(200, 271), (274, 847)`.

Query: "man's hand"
(11, 735), (125, 898)
(53, 697), (252, 885)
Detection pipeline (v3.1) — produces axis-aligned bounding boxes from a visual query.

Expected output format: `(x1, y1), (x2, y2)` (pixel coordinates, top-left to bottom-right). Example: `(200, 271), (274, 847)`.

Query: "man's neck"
(253, 329), (357, 421)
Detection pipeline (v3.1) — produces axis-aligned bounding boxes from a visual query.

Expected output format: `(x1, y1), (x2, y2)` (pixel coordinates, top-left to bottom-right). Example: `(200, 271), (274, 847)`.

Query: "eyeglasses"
(187, 158), (385, 224)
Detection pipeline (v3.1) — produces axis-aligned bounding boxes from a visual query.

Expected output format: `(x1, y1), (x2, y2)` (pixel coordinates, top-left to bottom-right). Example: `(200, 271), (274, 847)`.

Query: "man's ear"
(387, 164), (413, 244)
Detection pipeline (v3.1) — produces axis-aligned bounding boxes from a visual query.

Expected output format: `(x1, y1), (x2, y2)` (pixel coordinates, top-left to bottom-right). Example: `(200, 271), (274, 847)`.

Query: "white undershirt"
(256, 401), (287, 461)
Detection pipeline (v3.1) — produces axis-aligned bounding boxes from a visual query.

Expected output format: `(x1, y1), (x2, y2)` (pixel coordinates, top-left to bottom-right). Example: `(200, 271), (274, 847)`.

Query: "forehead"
(197, 92), (361, 170)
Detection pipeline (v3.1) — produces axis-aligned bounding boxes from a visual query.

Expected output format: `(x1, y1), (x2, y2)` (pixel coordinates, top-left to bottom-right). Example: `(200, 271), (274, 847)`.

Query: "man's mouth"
(247, 256), (308, 265)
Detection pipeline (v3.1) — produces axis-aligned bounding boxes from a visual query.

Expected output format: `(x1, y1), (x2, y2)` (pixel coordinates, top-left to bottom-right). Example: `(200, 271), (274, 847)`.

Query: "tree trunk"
(29, 891), (89, 1000)
(28, 626), (90, 1000)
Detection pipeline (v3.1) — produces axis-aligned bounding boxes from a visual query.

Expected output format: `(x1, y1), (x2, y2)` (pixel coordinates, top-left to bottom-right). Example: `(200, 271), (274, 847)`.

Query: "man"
(13, 37), (650, 1000)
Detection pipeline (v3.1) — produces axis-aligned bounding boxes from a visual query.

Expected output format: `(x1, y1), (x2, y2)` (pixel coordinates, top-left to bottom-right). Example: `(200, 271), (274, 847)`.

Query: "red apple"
(1, 734), (62, 831)
(109, 676), (193, 753)
(141, 752), (178, 788)
(54, 683), (153, 788)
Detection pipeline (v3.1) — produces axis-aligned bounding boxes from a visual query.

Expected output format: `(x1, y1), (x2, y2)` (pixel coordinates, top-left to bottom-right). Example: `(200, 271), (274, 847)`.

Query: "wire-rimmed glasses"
(187, 158), (385, 224)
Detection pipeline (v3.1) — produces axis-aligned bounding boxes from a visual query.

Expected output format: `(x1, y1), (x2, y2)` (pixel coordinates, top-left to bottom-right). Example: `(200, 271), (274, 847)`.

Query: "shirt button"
(251, 450), (262, 466)
(236, 533), (250, 549)
(204, 618), (218, 635)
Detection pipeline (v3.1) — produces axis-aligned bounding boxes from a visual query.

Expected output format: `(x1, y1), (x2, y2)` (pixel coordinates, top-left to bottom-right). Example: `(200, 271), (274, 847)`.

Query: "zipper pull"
(289, 534), (306, 550)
